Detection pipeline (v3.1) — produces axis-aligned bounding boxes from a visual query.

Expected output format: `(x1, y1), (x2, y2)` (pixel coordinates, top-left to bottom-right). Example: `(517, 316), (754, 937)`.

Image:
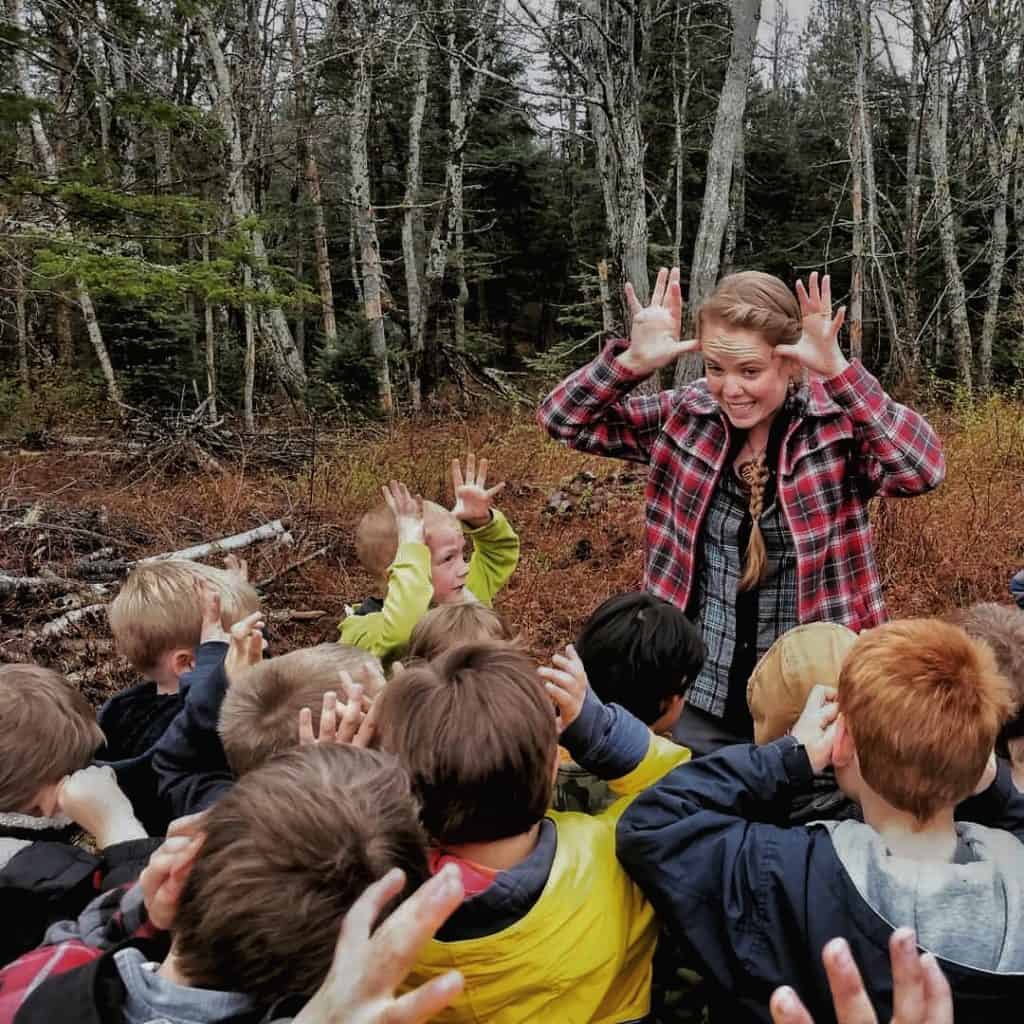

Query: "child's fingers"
(465, 452), (476, 485)
(769, 986), (815, 1024)
(889, 929), (926, 1023)
(451, 458), (464, 491)
(353, 696), (380, 749)
(337, 697), (363, 745)
(476, 457), (489, 487)
(821, 938), (876, 1024)
(337, 867), (407, 949)
(231, 611), (264, 638)
(484, 481), (506, 499)
(167, 810), (209, 839)
(537, 665), (579, 690)
(320, 691), (339, 743)
(550, 653), (587, 684)
(389, 971), (465, 1023)
(299, 707), (316, 744)
(919, 953), (954, 1024)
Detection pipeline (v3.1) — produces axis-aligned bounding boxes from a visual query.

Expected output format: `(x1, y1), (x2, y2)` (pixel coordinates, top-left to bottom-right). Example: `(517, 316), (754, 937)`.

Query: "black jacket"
(0, 836), (160, 968)
(616, 738), (1024, 1024)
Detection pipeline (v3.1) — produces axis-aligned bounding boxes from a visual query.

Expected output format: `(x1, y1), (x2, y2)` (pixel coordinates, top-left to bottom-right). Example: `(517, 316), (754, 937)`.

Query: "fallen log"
(138, 520), (293, 564)
(269, 609), (328, 623)
(0, 573), (107, 598)
(40, 603), (108, 638)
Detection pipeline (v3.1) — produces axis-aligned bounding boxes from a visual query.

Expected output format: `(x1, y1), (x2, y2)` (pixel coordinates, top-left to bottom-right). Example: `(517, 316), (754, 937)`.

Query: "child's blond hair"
(218, 643), (384, 775)
(108, 560), (260, 674)
(355, 500), (459, 590)
(0, 664), (104, 813)
(407, 603), (515, 662)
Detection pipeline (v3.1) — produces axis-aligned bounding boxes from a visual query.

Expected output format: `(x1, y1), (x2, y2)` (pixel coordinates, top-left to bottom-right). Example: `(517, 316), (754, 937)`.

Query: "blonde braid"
(737, 452), (770, 592)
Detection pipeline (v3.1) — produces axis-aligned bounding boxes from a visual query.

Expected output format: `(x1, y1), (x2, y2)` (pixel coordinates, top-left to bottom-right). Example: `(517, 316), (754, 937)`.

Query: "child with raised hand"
(341, 453), (520, 663)
(549, 592), (704, 815)
(154, 583), (382, 819)
(376, 641), (689, 1023)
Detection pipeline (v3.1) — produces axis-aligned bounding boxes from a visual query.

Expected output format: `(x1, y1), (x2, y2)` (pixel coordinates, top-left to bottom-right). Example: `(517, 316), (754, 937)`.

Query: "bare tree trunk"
(597, 258), (615, 338)
(924, 0), (973, 389)
(349, 43), (393, 415)
(977, 12), (1023, 393)
(850, 64), (864, 364)
(403, 18), (429, 410)
(900, 0), (924, 379)
(721, 130), (745, 276)
(196, 6), (307, 403)
(675, 0), (760, 385)
(671, 0), (693, 269)
(287, 0), (338, 358)
(14, 256), (30, 386)
(243, 267), (256, 431)
(9, 0), (122, 408)
(55, 299), (74, 367)
(202, 233), (218, 422)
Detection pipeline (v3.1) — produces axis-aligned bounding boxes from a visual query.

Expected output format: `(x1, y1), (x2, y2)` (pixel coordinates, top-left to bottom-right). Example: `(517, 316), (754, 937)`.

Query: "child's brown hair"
(839, 618), (1014, 820)
(376, 643), (557, 844)
(218, 643), (383, 775)
(355, 500), (458, 589)
(0, 664), (104, 813)
(407, 604), (515, 662)
(698, 271), (802, 591)
(945, 603), (1024, 750)
(109, 560), (260, 674)
(173, 744), (427, 1003)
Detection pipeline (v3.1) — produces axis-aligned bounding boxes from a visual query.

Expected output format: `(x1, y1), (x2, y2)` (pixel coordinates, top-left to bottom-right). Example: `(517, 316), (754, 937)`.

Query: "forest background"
(0, 0), (1022, 693)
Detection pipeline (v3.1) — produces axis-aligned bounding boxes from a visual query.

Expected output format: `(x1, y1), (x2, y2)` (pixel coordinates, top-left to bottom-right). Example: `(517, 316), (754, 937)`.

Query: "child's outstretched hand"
(139, 825), (206, 931)
(538, 644), (589, 733)
(197, 580), (231, 645)
(292, 865), (464, 1024)
(298, 672), (379, 748)
(790, 684), (839, 773)
(224, 554), (249, 584)
(451, 453), (504, 529)
(225, 611), (266, 685)
(58, 765), (147, 848)
(382, 480), (425, 546)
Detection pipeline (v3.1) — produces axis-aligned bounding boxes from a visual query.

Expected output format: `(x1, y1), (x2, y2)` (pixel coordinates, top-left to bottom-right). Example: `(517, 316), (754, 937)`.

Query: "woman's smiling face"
(700, 318), (794, 434)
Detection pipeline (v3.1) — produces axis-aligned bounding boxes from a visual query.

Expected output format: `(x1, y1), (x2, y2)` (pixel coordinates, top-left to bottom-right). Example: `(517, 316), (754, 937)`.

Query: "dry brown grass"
(1, 398), (1021, 705)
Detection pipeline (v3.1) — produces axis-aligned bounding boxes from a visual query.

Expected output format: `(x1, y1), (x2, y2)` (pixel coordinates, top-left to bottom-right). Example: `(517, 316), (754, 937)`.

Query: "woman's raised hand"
(619, 267), (699, 376)
(775, 272), (850, 380)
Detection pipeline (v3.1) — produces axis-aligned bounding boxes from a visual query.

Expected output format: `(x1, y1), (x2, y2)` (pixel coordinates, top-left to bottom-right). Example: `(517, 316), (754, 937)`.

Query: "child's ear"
(172, 648), (196, 678)
(831, 713), (853, 768)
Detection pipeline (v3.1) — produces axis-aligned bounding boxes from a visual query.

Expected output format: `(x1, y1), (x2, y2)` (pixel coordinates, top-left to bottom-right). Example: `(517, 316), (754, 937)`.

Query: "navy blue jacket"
(1011, 569), (1024, 609)
(151, 642), (234, 820)
(615, 738), (1024, 1024)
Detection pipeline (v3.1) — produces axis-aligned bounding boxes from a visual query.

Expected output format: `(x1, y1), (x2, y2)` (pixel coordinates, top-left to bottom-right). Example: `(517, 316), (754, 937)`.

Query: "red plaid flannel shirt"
(537, 340), (945, 632)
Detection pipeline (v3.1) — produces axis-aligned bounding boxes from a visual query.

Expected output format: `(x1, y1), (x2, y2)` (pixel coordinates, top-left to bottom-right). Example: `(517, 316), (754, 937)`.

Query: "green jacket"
(339, 508), (520, 662)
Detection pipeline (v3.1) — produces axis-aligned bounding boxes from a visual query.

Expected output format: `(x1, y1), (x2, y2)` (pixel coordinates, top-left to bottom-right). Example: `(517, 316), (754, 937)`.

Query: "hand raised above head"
(382, 480), (425, 546)
(775, 272), (850, 380)
(619, 267), (700, 376)
(196, 579), (231, 646)
(292, 865), (464, 1024)
(538, 643), (589, 733)
(224, 610), (265, 685)
(451, 453), (504, 528)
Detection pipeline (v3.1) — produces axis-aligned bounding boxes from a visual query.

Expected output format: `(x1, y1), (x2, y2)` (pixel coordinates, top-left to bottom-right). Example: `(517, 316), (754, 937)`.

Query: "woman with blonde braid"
(539, 268), (945, 754)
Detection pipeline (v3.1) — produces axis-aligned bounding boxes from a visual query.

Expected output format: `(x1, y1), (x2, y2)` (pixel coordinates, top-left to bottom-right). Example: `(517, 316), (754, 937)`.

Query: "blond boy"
(153, 587), (382, 818)
(341, 454), (520, 663)
(101, 558), (260, 833)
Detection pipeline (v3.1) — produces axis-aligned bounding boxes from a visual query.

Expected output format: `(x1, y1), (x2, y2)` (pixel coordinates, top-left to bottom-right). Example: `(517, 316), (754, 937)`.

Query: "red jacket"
(537, 341), (945, 631)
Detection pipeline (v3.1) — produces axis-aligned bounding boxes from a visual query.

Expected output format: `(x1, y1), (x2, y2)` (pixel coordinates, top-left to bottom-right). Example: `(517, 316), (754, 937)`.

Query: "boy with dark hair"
(2, 745), (446, 1024)
(585, 619), (1024, 1022)
(376, 641), (690, 1023)
(341, 454), (520, 663)
(946, 602), (1024, 791)
(0, 664), (158, 966)
(554, 592), (704, 815)
(101, 557), (260, 833)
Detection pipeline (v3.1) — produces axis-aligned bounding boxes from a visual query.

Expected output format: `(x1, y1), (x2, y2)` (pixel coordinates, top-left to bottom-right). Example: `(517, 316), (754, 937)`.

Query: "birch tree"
(8, 0), (122, 407)
(195, 4), (308, 405)
(675, 0), (760, 385)
(923, 0), (973, 388)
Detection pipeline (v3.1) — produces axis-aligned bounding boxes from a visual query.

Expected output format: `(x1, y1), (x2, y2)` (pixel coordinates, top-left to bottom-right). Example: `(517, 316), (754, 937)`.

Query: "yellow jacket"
(405, 733), (689, 1023)
(339, 509), (520, 662)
